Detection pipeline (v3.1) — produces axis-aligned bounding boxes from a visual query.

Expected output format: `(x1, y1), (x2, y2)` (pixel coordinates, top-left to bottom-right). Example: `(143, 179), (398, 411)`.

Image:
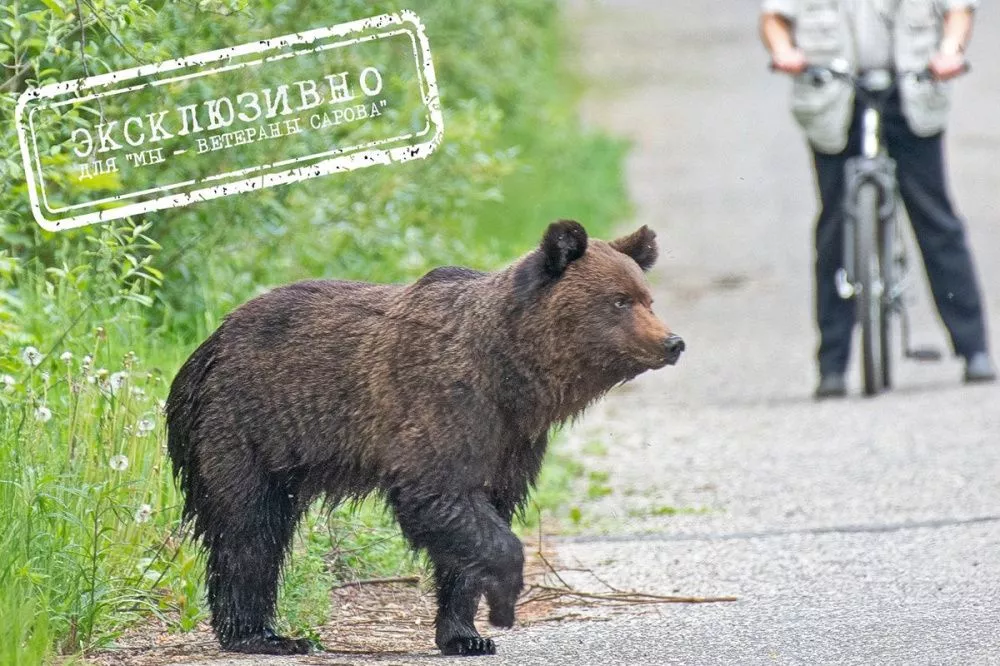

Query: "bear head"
(516, 219), (683, 387)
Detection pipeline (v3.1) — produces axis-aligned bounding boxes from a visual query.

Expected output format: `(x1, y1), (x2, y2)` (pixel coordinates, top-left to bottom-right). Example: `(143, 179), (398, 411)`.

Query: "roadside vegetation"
(0, 0), (629, 662)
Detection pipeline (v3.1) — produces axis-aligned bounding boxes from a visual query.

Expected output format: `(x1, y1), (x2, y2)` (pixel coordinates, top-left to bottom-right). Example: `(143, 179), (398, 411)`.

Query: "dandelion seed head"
(109, 454), (129, 472)
(35, 405), (52, 423)
(137, 417), (155, 436)
(108, 371), (128, 394)
(134, 504), (153, 524)
(60, 351), (73, 364)
(82, 354), (93, 369)
(1, 375), (15, 392)
(22, 346), (43, 367)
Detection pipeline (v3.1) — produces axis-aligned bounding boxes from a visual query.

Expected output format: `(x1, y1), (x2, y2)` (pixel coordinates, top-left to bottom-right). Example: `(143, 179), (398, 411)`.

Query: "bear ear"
(610, 225), (658, 271)
(540, 219), (588, 277)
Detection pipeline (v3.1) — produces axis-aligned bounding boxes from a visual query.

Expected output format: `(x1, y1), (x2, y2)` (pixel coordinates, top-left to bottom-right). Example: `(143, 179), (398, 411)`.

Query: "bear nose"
(664, 335), (685, 365)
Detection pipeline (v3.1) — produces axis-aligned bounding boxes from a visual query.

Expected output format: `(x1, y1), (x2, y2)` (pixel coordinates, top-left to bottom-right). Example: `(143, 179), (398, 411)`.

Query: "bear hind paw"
(222, 631), (313, 655)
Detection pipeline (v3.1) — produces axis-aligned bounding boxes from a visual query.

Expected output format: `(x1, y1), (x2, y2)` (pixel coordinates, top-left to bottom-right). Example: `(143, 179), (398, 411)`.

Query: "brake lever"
(767, 60), (857, 89)
(909, 61), (971, 83)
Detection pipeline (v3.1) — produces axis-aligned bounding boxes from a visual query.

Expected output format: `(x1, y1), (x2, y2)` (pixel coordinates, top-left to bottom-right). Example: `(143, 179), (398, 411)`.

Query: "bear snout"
(663, 334), (685, 365)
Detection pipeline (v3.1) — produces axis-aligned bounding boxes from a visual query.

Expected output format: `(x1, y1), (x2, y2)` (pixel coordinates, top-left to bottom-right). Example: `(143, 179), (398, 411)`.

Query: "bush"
(0, 1), (628, 662)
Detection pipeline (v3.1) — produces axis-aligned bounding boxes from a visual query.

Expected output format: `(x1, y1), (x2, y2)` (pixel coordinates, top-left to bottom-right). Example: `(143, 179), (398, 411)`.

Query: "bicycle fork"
(837, 152), (897, 299)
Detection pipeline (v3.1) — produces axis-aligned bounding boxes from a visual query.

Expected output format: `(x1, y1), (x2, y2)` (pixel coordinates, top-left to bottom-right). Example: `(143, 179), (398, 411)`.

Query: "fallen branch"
(582, 565), (627, 594)
(332, 575), (421, 590)
(522, 612), (586, 624)
(519, 583), (737, 607)
(537, 549), (574, 590)
(522, 504), (737, 612)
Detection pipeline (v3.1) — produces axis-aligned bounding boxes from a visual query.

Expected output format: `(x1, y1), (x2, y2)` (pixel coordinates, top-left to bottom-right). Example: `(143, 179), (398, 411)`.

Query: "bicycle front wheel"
(856, 182), (885, 396)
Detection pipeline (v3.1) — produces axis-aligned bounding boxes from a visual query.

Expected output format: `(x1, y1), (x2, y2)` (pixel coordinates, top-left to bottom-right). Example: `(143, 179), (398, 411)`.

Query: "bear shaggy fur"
(165, 220), (683, 656)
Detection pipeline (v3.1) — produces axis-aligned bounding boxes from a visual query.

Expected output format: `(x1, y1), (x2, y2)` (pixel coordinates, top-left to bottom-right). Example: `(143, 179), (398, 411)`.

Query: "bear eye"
(614, 295), (632, 309)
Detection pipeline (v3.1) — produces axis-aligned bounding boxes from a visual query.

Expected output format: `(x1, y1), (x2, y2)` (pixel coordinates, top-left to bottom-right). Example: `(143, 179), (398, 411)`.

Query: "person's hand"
(930, 41), (966, 80)
(770, 46), (807, 75)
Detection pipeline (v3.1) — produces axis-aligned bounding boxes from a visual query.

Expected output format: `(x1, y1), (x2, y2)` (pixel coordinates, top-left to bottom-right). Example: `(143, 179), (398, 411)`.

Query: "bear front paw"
(441, 636), (497, 656)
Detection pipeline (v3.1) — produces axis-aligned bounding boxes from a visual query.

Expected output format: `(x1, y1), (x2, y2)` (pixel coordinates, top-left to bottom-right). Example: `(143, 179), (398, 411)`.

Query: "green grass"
(277, 501), (424, 640)
(515, 447), (587, 534)
(581, 440), (609, 457)
(0, 335), (191, 656)
(585, 470), (615, 500)
(619, 504), (716, 524)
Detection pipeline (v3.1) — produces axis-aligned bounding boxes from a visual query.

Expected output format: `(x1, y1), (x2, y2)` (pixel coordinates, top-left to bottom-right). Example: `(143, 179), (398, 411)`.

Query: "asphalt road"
(181, 1), (1000, 664)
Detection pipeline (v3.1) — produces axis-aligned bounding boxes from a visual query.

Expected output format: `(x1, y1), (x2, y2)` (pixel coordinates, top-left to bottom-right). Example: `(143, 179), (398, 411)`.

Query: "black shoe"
(964, 352), (997, 383)
(814, 373), (847, 399)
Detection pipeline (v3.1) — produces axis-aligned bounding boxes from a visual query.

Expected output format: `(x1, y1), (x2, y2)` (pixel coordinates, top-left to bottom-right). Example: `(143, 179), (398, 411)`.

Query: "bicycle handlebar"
(768, 60), (970, 85)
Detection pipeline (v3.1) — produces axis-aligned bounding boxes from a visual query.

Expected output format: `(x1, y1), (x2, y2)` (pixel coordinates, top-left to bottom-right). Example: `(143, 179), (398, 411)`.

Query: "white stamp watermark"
(15, 10), (443, 231)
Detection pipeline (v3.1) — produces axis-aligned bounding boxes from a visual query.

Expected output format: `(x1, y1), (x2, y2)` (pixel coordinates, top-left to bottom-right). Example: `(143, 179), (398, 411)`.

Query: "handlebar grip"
(911, 61), (971, 82)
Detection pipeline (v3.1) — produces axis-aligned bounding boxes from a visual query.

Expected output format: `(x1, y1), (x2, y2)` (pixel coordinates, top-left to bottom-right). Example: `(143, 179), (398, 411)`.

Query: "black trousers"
(811, 91), (988, 375)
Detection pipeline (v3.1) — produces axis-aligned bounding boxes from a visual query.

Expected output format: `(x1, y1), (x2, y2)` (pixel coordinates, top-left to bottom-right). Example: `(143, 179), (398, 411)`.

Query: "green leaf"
(39, 0), (69, 18)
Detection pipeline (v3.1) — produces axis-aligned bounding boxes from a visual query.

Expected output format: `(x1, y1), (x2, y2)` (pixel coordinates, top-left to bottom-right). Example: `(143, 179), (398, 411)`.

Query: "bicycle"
(778, 60), (958, 395)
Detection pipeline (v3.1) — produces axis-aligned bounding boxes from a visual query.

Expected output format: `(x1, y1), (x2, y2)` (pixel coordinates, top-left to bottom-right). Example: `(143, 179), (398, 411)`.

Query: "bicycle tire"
(879, 215), (893, 389)
(856, 182), (884, 396)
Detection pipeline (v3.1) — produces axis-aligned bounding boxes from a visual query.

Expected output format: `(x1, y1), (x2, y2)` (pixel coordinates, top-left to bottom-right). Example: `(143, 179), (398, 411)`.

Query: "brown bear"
(165, 220), (683, 656)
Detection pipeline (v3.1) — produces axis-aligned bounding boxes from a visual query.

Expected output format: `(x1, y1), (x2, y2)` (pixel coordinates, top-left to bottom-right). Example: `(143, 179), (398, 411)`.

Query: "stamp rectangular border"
(15, 10), (443, 232)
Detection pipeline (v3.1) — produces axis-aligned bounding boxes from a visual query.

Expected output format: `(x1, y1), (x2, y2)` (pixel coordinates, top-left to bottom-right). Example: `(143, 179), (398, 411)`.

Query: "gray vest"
(791, 0), (951, 153)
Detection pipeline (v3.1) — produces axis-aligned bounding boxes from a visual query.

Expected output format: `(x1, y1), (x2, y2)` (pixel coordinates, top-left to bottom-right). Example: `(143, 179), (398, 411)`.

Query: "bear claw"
(442, 636), (497, 656)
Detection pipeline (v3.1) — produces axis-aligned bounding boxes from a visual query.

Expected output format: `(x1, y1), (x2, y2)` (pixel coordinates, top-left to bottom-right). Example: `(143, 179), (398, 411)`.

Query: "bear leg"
(392, 489), (524, 655)
(200, 468), (308, 654)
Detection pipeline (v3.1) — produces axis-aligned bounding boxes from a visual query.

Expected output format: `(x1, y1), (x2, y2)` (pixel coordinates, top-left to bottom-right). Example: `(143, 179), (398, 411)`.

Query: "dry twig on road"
(520, 583), (738, 607)
(518, 511), (738, 615)
(331, 575), (422, 590)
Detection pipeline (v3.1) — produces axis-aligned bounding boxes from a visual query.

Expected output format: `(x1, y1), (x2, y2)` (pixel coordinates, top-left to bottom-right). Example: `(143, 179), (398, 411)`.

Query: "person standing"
(760, 0), (995, 398)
